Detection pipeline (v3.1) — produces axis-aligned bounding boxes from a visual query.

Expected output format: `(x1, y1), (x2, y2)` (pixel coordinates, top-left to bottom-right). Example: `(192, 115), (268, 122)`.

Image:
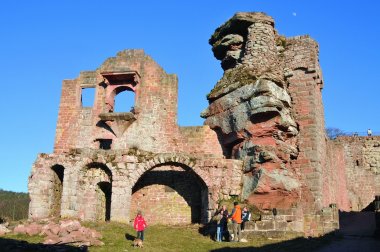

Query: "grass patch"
(2, 221), (339, 252)
(84, 222), (275, 252)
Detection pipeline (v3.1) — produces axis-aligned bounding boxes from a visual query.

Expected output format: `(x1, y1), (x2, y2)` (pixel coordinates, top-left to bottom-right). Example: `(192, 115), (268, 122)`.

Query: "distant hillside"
(0, 189), (29, 221)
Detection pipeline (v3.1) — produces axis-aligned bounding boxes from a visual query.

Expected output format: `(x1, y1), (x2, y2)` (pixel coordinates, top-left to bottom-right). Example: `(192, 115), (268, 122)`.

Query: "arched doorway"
(130, 162), (208, 225)
(50, 164), (64, 217)
(97, 181), (112, 221)
(83, 163), (112, 221)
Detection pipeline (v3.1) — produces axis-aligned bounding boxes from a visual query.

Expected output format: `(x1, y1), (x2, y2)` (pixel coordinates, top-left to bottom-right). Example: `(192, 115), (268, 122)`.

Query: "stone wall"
(29, 11), (374, 237)
(130, 164), (204, 224)
(324, 141), (350, 211)
(53, 50), (224, 158)
(285, 36), (326, 213)
(29, 150), (243, 224)
(329, 136), (380, 211)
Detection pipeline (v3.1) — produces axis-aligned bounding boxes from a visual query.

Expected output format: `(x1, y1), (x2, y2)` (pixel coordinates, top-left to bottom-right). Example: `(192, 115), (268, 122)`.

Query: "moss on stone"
(127, 147), (154, 163)
(276, 35), (287, 48)
(207, 66), (258, 100)
(189, 157), (197, 164)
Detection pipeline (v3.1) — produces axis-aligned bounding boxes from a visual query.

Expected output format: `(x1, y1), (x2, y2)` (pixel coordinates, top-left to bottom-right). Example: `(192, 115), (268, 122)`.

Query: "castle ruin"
(29, 12), (380, 237)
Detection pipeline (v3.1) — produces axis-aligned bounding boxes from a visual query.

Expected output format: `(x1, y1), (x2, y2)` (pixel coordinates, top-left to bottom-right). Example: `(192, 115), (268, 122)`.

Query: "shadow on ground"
(125, 232), (135, 241)
(210, 211), (380, 252)
(209, 233), (339, 252)
(0, 237), (87, 252)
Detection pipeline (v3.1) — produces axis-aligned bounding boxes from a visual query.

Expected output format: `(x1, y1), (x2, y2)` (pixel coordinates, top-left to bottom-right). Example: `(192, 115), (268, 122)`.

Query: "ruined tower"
(203, 12), (325, 211)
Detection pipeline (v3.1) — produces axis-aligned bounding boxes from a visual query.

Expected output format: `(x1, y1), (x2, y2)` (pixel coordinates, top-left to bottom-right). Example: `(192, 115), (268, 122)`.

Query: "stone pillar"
(111, 186), (132, 223)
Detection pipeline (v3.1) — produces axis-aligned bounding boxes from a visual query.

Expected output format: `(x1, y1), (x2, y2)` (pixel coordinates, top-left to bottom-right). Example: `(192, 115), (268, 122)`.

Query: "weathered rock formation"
(28, 12), (380, 237)
(202, 12), (304, 210)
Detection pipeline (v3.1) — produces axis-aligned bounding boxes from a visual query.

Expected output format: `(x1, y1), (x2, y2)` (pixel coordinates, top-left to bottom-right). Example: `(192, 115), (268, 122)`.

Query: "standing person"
(368, 128), (372, 136)
(213, 208), (223, 242)
(241, 206), (251, 232)
(133, 210), (147, 241)
(214, 205), (228, 242)
(229, 202), (242, 242)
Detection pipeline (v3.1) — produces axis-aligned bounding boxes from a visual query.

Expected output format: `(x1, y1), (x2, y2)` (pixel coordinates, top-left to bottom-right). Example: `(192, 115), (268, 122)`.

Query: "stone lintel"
(99, 112), (136, 122)
(101, 71), (141, 85)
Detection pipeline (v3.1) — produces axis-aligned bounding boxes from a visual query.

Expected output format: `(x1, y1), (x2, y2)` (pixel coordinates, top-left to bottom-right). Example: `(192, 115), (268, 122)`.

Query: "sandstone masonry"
(29, 12), (380, 237)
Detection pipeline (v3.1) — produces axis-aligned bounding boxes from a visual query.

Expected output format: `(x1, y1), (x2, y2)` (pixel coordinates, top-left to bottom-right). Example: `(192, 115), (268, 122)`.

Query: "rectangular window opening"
(81, 87), (96, 107)
(96, 139), (113, 150)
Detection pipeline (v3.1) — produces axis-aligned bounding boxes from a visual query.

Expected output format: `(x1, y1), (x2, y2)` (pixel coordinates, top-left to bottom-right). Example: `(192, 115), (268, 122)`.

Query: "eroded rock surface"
(203, 12), (300, 209)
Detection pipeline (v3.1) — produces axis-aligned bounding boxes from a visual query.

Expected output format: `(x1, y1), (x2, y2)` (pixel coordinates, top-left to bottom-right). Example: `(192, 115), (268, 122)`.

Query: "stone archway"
(81, 162), (113, 221)
(129, 155), (210, 225)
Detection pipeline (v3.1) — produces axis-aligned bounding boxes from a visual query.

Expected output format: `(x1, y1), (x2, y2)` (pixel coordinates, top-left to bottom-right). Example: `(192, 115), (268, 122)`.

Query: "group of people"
(212, 202), (251, 242)
(133, 202), (251, 243)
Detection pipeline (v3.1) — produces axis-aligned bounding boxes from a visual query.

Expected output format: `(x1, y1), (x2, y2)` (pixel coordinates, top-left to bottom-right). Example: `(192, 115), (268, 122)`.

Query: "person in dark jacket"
(241, 206), (251, 231)
(214, 205), (228, 241)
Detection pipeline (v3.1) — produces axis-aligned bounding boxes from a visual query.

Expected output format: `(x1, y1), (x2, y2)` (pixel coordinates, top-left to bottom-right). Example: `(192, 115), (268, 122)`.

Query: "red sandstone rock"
(13, 224), (27, 234)
(90, 239), (105, 246)
(59, 235), (75, 244)
(60, 220), (79, 230)
(50, 223), (61, 235)
(43, 236), (60, 245)
(26, 223), (42, 236)
(90, 230), (102, 239)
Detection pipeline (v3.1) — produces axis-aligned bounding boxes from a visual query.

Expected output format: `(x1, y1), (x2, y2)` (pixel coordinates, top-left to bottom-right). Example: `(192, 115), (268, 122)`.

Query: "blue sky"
(1, 0), (379, 192)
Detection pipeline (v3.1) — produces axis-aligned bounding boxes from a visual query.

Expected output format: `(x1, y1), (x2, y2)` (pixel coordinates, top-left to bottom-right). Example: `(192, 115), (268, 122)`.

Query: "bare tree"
(326, 127), (347, 139)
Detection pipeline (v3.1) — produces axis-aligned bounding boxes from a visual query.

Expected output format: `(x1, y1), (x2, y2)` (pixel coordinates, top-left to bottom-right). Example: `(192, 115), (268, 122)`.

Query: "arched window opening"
(114, 88), (135, 113)
(51, 165), (64, 217)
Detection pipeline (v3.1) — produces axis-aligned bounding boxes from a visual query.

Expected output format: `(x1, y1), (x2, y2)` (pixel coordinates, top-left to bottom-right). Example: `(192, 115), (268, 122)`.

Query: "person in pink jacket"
(133, 210), (147, 241)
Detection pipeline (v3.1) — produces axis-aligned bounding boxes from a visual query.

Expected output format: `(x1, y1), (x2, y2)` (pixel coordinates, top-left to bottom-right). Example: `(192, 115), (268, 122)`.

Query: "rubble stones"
(12, 220), (103, 247)
(0, 223), (11, 236)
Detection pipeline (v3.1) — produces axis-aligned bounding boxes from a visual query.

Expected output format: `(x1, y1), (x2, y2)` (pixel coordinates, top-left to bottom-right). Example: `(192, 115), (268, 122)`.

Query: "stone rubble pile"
(0, 222), (11, 236)
(13, 219), (104, 247)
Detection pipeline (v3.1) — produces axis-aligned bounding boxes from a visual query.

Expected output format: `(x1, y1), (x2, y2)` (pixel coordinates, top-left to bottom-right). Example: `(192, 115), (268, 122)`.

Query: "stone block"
(256, 220), (274, 231)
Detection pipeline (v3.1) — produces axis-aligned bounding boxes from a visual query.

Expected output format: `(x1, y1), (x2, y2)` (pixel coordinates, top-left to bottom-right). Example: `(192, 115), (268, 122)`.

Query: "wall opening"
(131, 163), (208, 225)
(81, 87), (96, 108)
(51, 164), (64, 217)
(114, 88), (135, 112)
(97, 182), (112, 221)
(96, 139), (112, 150)
(83, 163), (112, 221)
